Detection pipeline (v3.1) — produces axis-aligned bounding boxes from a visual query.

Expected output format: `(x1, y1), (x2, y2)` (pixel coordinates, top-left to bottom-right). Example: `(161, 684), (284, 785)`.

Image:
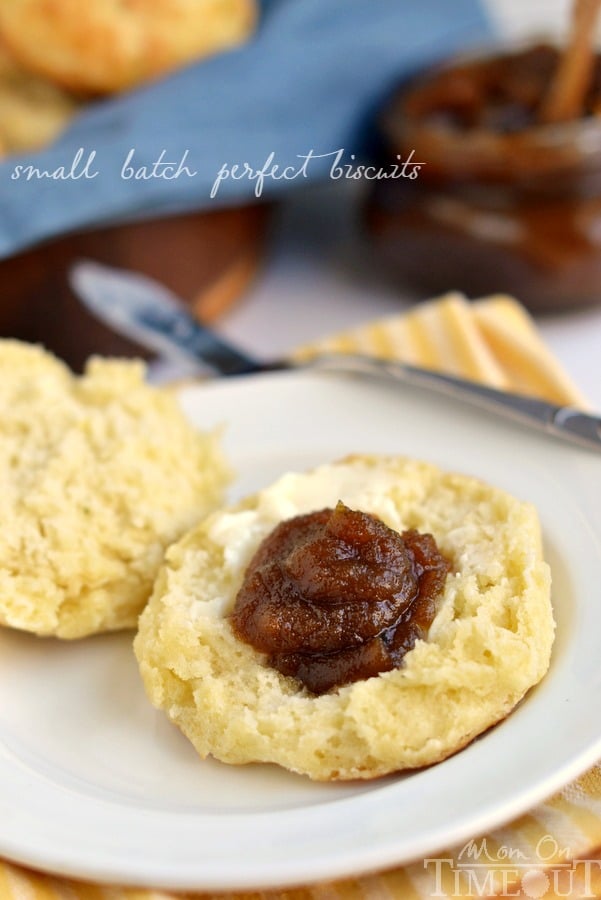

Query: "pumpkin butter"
(231, 502), (450, 694)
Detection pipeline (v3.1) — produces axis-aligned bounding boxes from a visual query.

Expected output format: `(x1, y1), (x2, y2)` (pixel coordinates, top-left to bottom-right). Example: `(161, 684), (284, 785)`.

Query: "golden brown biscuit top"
(0, 0), (257, 93)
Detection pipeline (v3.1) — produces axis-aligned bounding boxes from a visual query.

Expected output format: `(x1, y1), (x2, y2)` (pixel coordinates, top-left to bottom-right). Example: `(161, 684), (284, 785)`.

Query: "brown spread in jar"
(230, 502), (450, 694)
(366, 42), (601, 312)
(401, 44), (601, 137)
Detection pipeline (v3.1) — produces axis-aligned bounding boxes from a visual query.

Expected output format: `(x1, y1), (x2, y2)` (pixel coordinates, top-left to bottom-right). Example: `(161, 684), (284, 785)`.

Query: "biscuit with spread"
(0, 0), (257, 94)
(0, 340), (230, 638)
(134, 455), (554, 781)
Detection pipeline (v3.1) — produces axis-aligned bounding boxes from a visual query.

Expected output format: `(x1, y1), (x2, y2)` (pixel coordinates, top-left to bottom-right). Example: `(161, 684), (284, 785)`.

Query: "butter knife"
(69, 261), (601, 454)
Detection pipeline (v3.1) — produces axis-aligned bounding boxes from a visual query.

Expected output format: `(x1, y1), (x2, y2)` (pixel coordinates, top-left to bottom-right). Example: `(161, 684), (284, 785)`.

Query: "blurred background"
(491, 0), (569, 36)
(0, 0), (599, 404)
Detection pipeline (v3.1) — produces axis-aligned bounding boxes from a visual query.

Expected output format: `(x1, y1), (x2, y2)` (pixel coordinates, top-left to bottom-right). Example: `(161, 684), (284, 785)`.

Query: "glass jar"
(367, 45), (601, 313)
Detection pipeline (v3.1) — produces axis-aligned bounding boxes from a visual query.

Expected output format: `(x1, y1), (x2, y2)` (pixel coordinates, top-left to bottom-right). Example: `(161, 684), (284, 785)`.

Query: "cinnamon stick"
(539, 0), (601, 123)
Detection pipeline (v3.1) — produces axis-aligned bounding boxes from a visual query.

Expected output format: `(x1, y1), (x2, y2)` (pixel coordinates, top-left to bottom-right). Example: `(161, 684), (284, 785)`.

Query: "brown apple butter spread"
(230, 502), (450, 694)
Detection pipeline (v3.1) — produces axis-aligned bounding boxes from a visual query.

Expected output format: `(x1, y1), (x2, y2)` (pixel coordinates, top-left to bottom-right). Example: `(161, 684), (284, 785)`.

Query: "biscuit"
(0, 341), (230, 638)
(0, 0), (257, 94)
(0, 43), (80, 153)
(134, 455), (554, 781)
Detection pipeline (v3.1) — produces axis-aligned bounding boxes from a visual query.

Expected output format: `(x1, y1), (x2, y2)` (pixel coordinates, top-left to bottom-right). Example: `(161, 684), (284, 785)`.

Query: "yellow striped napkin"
(2, 293), (599, 900)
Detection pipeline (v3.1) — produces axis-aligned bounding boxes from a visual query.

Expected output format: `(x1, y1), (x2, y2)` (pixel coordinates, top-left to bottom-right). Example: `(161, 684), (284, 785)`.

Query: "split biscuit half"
(0, 341), (230, 638)
(135, 455), (554, 780)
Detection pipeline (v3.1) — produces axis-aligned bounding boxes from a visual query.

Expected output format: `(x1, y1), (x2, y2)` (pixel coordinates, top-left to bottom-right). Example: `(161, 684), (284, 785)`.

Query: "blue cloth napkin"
(0, 0), (491, 259)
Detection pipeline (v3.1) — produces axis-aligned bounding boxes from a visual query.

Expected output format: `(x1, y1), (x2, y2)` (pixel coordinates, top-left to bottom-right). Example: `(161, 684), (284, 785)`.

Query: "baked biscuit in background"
(0, 41), (80, 154)
(135, 455), (554, 781)
(0, 0), (257, 94)
(0, 341), (231, 639)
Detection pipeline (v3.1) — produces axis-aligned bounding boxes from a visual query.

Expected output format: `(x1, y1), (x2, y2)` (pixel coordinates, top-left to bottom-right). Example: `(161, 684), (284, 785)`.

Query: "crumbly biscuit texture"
(0, 42), (80, 154)
(0, 340), (230, 638)
(0, 0), (257, 93)
(134, 455), (554, 781)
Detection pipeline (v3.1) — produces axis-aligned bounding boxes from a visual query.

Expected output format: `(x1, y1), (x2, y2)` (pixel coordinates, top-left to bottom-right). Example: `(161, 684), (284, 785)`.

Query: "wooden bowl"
(0, 203), (270, 370)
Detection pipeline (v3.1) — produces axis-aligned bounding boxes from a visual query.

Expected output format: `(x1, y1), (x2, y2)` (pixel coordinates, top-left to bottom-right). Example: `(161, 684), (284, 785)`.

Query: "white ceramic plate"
(1, 370), (600, 891)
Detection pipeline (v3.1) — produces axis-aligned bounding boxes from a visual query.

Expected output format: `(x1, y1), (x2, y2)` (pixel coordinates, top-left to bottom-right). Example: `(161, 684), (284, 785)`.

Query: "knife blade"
(69, 260), (601, 454)
(70, 261), (261, 376)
